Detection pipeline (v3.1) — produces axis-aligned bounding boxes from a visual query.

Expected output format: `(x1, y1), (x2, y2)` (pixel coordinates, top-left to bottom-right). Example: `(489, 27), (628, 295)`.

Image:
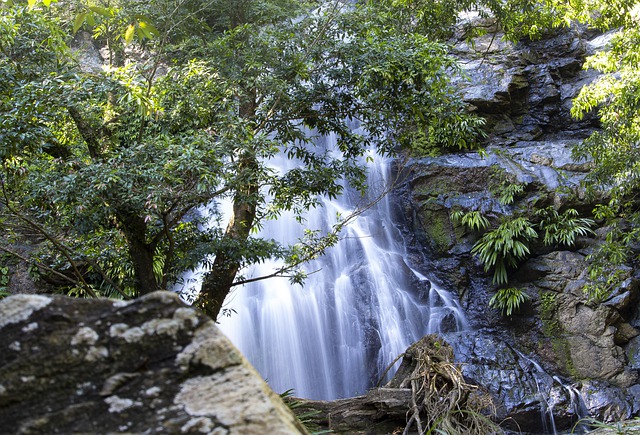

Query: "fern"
(451, 210), (490, 232)
(498, 182), (525, 205)
(489, 287), (529, 316)
(536, 207), (595, 246)
(471, 217), (537, 285)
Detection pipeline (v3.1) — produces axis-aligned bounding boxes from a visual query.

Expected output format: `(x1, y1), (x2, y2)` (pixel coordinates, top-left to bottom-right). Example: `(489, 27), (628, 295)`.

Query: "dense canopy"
(1, 0), (639, 316)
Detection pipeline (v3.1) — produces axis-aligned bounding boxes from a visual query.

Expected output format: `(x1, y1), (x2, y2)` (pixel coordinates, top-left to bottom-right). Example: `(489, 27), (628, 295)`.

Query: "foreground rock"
(0, 292), (307, 434)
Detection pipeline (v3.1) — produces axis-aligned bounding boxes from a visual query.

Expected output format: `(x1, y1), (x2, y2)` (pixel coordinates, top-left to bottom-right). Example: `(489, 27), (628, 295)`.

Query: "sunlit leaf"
(124, 23), (135, 44)
(88, 6), (112, 17)
(138, 21), (159, 38)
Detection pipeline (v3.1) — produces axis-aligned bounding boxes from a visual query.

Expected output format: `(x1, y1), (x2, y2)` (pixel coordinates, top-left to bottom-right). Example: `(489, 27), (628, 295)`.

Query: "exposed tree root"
(389, 335), (500, 435)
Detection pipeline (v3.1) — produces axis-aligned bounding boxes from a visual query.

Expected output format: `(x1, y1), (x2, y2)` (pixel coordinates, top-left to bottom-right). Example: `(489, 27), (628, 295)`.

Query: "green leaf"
(88, 6), (112, 17)
(138, 21), (159, 38)
(489, 288), (529, 316)
(73, 13), (87, 34)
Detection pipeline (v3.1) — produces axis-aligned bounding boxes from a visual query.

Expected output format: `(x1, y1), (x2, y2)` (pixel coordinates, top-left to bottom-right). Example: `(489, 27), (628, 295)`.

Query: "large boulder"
(517, 251), (639, 388)
(0, 292), (307, 434)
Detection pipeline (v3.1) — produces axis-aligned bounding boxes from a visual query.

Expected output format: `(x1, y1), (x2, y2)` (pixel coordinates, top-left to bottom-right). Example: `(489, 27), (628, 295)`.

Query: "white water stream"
(203, 133), (468, 400)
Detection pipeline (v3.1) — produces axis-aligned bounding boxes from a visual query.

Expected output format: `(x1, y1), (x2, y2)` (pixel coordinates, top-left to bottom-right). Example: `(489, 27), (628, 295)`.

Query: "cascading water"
(208, 132), (468, 400)
(515, 349), (590, 434)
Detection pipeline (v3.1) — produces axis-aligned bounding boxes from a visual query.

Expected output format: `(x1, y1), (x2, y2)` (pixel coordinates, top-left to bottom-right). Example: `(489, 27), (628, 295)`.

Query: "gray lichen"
(0, 295), (51, 329)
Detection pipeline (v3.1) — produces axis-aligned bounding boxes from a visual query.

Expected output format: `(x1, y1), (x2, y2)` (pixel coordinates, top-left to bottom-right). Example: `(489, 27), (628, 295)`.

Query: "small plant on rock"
(471, 217), (538, 285)
(451, 210), (490, 232)
(497, 181), (526, 206)
(536, 207), (595, 246)
(489, 287), (529, 316)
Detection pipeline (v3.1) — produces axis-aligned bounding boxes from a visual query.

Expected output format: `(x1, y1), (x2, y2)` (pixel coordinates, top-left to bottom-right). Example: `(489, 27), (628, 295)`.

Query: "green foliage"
(487, 0), (637, 41)
(497, 182), (525, 206)
(471, 217), (537, 285)
(550, 2), (640, 302)
(489, 287), (529, 316)
(583, 221), (638, 302)
(1, 0), (487, 312)
(457, 202), (594, 288)
(406, 108), (487, 156)
(3, 0), (631, 319)
(451, 210), (490, 232)
(487, 168), (526, 206)
(536, 207), (595, 246)
(571, 24), (640, 204)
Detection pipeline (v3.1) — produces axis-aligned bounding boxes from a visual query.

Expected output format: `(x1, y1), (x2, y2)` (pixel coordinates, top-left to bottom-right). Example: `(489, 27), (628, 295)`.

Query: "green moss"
(539, 292), (560, 337)
(416, 205), (454, 254)
(427, 212), (453, 254)
(538, 292), (579, 378)
(551, 337), (579, 378)
(414, 180), (455, 197)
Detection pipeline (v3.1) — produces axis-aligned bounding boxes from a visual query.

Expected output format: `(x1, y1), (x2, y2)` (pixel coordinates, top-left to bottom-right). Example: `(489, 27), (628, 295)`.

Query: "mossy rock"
(416, 206), (455, 254)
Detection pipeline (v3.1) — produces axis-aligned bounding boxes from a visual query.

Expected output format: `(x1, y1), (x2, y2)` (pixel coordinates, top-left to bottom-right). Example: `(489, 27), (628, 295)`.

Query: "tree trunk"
(118, 211), (159, 295)
(197, 158), (258, 319)
(127, 236), (159, 296)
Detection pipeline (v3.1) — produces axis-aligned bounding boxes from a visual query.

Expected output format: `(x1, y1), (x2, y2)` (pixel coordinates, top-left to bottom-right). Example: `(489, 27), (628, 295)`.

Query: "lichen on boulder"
(0, 291), (307, 434)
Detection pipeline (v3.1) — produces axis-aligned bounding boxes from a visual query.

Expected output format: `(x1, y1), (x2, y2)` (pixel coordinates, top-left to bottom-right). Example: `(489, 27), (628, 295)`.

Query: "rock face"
(0, 292), (307, 435)
(395, 23), (640, 430)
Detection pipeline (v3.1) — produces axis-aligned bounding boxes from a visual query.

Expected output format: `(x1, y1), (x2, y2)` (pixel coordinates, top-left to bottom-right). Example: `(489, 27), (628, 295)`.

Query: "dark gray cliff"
(394, 24), (640, 431)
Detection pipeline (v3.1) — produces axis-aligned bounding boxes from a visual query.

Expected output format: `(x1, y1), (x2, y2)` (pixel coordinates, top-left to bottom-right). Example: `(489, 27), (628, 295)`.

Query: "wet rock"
(442, 331), (579, 433)
(626, 335), (640, 371)
(614, 323), (640, 345)
(397, 21), (640, 435)
(580, 381), (633, 423)
(0, 292), (307, 435)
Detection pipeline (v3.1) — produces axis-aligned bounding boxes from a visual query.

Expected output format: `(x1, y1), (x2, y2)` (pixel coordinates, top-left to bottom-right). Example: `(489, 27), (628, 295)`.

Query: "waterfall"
(202, 132), (467, 401)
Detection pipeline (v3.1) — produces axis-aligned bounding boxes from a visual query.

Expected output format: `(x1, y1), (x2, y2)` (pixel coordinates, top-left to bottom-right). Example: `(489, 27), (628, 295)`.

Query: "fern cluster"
(470, 217), (538, 285)
(450, 210), (489, 232)
(453, 206), (594, 286)
(536, 207), (595, 246)
(452, 198), (595, 316)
